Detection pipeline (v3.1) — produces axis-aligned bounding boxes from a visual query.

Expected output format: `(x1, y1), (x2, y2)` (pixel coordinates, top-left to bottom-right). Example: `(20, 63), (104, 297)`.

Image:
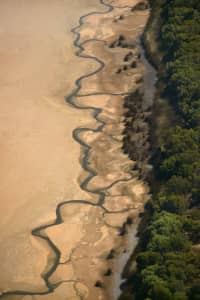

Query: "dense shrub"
(124, 0), (200, 299)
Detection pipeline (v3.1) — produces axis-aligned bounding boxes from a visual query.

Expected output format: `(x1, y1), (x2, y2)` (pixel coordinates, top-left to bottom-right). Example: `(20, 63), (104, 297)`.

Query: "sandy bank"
(0, 1), (152, 299)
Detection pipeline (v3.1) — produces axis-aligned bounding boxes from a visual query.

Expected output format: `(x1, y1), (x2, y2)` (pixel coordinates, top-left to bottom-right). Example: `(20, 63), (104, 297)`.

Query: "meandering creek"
(0, 0), (156, 299)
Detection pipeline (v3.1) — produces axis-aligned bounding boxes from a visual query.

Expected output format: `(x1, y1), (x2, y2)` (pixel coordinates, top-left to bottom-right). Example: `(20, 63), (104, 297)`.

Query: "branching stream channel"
(1, 1), (156, 299)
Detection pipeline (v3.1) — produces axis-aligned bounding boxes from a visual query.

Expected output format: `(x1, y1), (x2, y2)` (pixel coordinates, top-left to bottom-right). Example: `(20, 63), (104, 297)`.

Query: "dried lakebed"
(0, 0), (156, 299)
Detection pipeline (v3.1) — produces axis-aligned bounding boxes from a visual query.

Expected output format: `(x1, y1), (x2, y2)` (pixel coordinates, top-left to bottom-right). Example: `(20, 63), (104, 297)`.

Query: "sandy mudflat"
(0, 0), (152, 299)
(0, 0), (105, 293)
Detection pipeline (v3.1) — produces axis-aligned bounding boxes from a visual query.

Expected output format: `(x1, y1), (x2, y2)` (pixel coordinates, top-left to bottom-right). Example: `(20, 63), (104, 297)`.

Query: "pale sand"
(0, 1), (151, 299)
(0, 0), (105, 293)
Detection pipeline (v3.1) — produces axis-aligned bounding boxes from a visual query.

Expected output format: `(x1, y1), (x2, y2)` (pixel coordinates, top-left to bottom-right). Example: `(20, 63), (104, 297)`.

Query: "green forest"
(121, 0), (200, 299)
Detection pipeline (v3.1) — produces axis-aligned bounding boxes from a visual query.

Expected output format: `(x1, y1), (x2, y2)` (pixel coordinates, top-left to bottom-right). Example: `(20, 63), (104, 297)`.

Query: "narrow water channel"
(112, 37), (157, 300)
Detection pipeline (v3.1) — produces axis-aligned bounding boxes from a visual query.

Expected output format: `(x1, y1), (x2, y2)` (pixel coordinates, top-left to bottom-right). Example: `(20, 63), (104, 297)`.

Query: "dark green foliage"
(124, 0), (200, 299)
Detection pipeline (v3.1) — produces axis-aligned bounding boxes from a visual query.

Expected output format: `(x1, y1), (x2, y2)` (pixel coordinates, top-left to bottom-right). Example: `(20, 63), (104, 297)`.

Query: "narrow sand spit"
(0, 1), (152, 299)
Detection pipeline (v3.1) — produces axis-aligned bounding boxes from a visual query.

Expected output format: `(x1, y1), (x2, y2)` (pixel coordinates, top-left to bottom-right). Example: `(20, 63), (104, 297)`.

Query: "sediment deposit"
(0, 1), (154, 299)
